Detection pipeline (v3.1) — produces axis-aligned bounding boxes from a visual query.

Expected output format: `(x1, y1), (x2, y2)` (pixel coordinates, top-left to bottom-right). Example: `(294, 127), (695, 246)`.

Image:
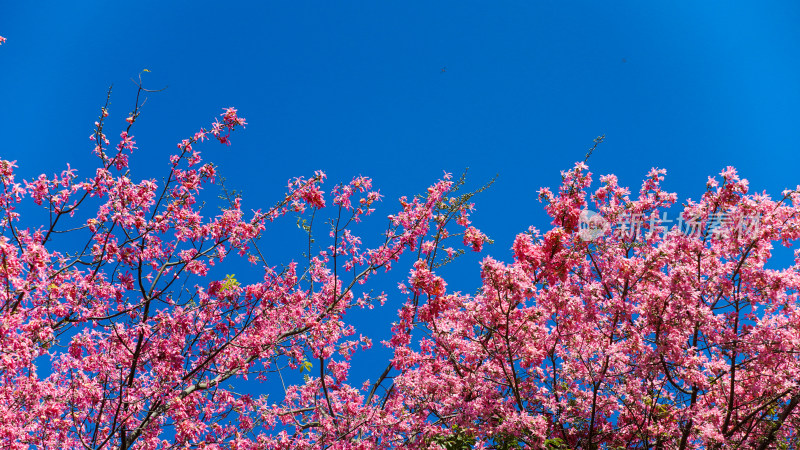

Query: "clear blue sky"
(2, 2), (800, 244)
(2, 0), (800, 408)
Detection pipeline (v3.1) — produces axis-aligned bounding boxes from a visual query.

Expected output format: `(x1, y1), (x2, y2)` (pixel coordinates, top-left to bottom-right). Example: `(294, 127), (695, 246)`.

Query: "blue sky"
(3, 2), (800, 245)
(2, 0), (800, 417)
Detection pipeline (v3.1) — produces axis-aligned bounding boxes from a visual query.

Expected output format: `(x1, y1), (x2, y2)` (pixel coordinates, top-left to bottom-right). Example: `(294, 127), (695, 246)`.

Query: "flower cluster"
(2, 75), (800, 448)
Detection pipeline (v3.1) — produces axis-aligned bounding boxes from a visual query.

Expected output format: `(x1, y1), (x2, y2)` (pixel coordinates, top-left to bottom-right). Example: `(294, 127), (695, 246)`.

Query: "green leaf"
(221, 274), (240, 292)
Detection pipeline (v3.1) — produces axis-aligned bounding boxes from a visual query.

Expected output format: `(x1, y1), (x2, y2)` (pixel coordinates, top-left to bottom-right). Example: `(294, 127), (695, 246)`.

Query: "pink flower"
(1, 81), (796, 450)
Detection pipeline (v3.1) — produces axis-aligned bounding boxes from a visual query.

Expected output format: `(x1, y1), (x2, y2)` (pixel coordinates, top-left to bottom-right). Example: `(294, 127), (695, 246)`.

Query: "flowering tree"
(3, 38), (800, 449)
(0, 75), (491, 449)
(376, 162), (800, 449)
